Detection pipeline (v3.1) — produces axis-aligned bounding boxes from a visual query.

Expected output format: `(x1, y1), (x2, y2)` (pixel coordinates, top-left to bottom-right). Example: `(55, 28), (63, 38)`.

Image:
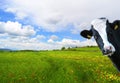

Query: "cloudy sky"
(0, 0), (120, 50)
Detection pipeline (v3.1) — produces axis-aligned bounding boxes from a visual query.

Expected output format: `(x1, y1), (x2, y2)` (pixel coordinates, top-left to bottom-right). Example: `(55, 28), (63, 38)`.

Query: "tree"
(61, 47), (65, 50)
(68, 47), (71, 50)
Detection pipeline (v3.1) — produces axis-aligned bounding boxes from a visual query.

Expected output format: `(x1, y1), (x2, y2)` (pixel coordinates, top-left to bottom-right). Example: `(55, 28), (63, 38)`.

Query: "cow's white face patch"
(91, 18), (115, 56)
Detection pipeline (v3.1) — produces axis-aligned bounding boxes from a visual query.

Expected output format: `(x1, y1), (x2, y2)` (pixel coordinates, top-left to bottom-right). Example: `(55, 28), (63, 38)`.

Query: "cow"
(80, 17), (120, 71)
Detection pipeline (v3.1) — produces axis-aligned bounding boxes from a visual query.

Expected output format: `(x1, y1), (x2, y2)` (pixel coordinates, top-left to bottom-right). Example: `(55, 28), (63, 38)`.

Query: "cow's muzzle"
(103, 46), (115, 56)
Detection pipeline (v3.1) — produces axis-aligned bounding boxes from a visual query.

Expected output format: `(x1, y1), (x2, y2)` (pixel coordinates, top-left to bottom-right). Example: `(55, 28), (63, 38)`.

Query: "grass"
(0, 47), (120, 83)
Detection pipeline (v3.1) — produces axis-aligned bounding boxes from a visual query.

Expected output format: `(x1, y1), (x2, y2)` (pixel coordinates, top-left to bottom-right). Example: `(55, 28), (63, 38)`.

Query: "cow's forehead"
(91, 18), (107, 28)
(91, 18), (112, 48)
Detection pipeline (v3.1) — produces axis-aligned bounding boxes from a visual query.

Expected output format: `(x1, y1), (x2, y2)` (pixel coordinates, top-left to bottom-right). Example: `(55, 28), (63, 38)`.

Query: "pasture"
(0, 47), (120, 83)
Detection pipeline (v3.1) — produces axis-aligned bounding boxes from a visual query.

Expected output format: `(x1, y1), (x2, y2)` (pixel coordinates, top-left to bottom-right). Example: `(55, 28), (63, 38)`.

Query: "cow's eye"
(108, 32), (113, 37)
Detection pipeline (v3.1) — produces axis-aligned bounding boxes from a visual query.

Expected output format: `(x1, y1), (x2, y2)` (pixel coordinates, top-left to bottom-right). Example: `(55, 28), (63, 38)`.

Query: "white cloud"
(0, 35), (53, 50)
(0, 37), (60, 50)
(0, 35), (96, 50)
(29, 35), (46, 43)
(47, 35), (58, 43)
(0, 38), (56, 50)
(50, 35), (58, 41)
(2, 0), (120, 32)
(0, 33), (8, 37)
(35, 35), (46, 40)
(0, 21), (36, 36)
(71, 23), (91, 34)
(48, 39), (55, 43)
(56, 38), (97, 47)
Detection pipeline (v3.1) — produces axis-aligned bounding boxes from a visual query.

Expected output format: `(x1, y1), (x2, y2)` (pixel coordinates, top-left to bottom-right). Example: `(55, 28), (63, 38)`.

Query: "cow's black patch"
(106, 21), (120, 71)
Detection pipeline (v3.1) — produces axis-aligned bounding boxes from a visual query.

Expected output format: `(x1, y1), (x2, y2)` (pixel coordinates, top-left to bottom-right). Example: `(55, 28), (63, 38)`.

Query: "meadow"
(0, 47), (120, 83)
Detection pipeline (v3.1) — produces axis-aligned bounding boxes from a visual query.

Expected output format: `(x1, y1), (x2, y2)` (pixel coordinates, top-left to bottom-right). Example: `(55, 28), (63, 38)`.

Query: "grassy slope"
(0, 47), (120, 83)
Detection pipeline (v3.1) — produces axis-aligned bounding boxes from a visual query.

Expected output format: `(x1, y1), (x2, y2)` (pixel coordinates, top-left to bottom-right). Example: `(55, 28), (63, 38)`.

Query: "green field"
(0, 47), (120, 83)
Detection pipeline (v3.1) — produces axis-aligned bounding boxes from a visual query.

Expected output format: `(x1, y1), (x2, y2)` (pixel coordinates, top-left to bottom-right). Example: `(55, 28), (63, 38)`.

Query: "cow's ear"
(112, 20), (120, 30)
(80, 30), (93, 39)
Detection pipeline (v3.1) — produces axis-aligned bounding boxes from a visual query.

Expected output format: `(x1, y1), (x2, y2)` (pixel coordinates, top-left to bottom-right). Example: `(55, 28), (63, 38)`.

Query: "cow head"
(80, 18), (120, 56)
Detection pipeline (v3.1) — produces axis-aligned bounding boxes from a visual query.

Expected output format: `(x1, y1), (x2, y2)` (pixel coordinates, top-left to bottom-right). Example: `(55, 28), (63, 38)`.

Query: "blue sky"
(0, 0), (119, 50)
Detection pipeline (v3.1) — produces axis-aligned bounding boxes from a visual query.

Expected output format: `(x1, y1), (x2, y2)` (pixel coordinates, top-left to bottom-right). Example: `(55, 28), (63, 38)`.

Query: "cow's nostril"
(103, 49), (106, 53)
(104, 46), (113, 51)
(107, 46), (112, 50)
(109, 46), (112, 50)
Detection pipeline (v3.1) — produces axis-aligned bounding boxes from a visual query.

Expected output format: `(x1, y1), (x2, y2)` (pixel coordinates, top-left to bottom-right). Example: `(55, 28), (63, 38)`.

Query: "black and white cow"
(80, 18), (120, 71)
